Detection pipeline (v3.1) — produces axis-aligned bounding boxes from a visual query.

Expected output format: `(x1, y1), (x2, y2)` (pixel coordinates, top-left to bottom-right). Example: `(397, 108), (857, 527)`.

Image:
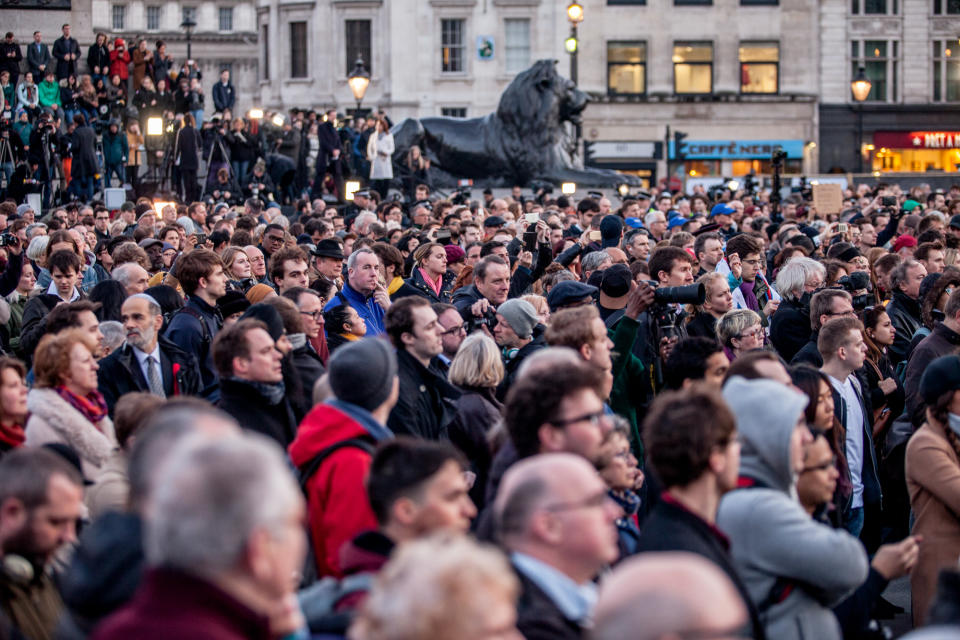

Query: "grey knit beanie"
(497, 299), (538, 340)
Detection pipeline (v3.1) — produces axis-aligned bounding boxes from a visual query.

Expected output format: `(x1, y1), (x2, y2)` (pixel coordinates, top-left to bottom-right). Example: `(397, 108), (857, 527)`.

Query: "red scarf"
(0, 422), (24, 449)
(56, 385), (109, 428)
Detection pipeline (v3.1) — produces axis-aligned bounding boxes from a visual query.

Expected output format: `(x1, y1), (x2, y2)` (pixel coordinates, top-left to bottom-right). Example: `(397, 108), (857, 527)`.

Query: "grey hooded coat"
(717, 376), (869, 640)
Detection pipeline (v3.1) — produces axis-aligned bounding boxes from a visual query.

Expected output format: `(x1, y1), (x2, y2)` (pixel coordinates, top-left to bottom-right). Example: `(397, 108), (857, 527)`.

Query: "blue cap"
(668, 217), (687, 229)
(624, 217), (644, 229)
(710, 203), (735, 218)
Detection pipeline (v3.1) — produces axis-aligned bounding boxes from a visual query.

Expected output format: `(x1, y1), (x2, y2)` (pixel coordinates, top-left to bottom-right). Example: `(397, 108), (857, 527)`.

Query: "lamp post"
(565, 2), (584, 162)
(347, 57), (371, 118)
(565, 2), (583, 85)
(180, 17), (197, 61)
(851, 67), (872, 174)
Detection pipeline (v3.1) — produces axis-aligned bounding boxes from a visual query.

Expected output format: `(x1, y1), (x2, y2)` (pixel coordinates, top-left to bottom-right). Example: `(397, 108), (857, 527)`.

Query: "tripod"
(0, 134), (14, 194)
(201, 133), (232, 200)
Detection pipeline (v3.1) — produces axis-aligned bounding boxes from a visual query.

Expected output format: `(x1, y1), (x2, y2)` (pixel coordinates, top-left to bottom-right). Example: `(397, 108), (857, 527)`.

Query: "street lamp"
(566, 2), (583, 85)
(851, 67), (872, 174)
(348, 57), (371, 116)
(180, 17), (197, 61)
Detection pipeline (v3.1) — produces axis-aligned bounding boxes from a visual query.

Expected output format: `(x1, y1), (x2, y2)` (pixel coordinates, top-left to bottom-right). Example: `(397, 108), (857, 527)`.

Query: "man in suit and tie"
(98, 293), (203, 415)
(26, 32), (51, 80)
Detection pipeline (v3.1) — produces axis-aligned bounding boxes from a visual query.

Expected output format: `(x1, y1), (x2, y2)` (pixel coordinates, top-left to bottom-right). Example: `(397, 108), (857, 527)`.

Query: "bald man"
(592, 552), (748, 640)
(494, 453), (620, 640)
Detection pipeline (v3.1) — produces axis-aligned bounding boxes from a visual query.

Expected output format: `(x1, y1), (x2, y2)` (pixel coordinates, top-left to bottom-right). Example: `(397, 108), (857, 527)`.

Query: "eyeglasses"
(737, 326), (763, 340)
(441, 324), (466, 336)
(300, 310), (323, 320)
(550, 410), (607, 428)
(265, 235), (284, 243)
(742, 259), (763, 266)
(544, 489), (610, 513)
(801, 457), (837, 474)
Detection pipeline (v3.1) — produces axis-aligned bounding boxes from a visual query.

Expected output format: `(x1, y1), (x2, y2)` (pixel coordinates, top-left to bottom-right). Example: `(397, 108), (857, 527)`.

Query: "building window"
(504, 18), (530, 74)
(441, 107), (467, 118)
(261, 24), (269, 80)
(146, 6), (161, 30)
(740, 42), (779, 93)
(182, 6), (197, 24)
(345, 19), (372, 75)
(219, 7), (233, 32)
(441, 19), (465, 73)
(851, 40), (898, 102)
(674, 0), (710, 6)
(290, 22), (308, 78)
(112, 5), (126, 30)
(607, 41), (646, 95)
(673, 42), (713, 94)
(933, 40), (960, 101)
(608, 0), (645, 4)
(933, 0), (960, 12)
(740, 0), (778, 6)
(852, 0), (897, 13)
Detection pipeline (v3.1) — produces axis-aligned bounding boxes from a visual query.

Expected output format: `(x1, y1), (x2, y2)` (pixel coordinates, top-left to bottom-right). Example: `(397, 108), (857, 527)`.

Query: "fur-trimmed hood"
(25, 388), (117, 474)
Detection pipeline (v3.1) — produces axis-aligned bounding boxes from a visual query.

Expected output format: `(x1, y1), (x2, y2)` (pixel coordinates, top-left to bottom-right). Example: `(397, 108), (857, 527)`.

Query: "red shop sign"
(873, 131), (960, 149)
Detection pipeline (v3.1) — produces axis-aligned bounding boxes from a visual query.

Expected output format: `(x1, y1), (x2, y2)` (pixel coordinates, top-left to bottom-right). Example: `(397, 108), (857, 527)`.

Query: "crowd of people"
(0, 170), (960, 640)
(0, 25), (412, 219)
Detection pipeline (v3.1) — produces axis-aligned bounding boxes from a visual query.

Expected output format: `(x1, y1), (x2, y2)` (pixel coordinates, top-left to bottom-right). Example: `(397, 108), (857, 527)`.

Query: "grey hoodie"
(717, 376), (868, 640)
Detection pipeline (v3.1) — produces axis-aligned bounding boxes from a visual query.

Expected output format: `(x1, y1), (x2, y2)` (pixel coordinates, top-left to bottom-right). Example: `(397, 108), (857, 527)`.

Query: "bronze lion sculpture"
(390, 60), (639, 188)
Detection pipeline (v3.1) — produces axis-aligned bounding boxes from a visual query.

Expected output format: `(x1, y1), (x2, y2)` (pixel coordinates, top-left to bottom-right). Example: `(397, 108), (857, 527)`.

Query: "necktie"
(146, 355), (165, 397)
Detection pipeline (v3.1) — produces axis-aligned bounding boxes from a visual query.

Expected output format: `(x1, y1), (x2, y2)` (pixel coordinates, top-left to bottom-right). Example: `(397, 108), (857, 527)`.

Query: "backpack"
(296, 437), (376, 589)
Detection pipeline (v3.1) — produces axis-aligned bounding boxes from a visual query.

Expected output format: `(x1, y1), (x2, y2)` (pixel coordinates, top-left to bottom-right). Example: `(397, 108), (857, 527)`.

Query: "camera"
(451, 187), (471, 206)
(0, 233), (18, 248)
(643, 281), (706, 344)
(645, 282), (706, 307)
(835, 271), (871, 310)
(881, 196), (896, 207)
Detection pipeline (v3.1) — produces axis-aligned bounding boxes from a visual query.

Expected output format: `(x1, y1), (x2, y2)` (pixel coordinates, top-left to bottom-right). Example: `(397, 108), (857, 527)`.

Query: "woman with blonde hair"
(406, 242), (453, 304)
(716, 308), (764, 361)
(221, 245), (254, 291)
(449, 333), (505, 507)
(25, 329), (116, 481)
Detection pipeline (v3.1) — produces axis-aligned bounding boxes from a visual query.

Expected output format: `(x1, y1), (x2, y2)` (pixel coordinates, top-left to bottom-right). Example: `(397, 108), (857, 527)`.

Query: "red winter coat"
(288, 404), (378, 578)
(108, 47), (130, 80)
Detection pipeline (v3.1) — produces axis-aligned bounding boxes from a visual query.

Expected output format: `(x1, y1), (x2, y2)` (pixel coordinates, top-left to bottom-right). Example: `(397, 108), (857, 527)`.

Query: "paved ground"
(885, 575), (914, 637)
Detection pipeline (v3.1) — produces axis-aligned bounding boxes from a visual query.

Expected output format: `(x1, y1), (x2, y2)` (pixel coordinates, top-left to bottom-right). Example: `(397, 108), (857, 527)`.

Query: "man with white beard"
(97, 294), (203, 415)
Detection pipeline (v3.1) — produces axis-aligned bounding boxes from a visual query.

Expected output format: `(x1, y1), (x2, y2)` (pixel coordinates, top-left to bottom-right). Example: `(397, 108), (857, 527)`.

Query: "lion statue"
(390, 59), (640, 188)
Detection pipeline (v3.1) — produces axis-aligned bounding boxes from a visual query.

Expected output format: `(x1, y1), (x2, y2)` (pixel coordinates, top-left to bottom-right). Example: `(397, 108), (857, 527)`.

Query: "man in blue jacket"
(323, 247), (388, 336)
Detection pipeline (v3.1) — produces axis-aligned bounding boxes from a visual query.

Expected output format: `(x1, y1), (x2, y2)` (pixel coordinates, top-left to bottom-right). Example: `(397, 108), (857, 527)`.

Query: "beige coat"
(24, 388), (117, 481)
(905, 419), (960, 626)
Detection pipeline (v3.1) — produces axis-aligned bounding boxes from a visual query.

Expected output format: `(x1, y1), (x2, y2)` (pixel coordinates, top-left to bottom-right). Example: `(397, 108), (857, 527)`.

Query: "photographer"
(242, 158), (276, 203)
(226, 117), (257, 187)
(608, 247), (703, 406)
(202, 115), (231, 192)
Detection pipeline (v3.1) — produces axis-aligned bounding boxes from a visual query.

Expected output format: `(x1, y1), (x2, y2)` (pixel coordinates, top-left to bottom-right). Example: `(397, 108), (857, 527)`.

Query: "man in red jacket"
(288, 338), (398, 578)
